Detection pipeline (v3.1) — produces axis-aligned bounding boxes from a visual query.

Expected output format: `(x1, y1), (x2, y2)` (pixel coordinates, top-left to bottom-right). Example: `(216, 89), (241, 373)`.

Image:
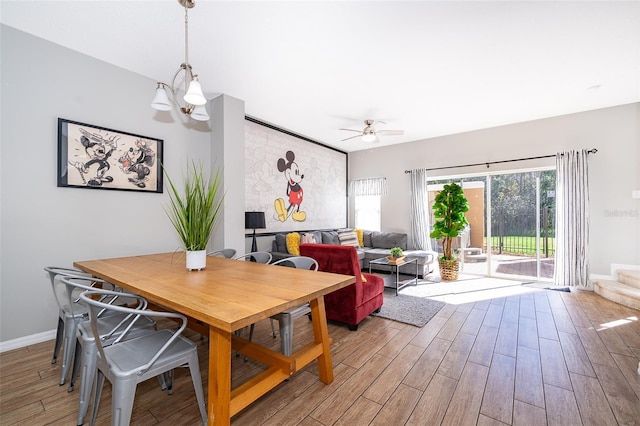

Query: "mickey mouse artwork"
(68, 127), (118, 187)
(117, 139), (156, 189)
(274, 150), (306, 222)
(60, 119), (161, 192)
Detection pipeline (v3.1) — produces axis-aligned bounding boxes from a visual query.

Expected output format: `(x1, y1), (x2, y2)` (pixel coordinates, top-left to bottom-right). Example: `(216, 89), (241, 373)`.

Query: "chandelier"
(151, 0), (209, 121)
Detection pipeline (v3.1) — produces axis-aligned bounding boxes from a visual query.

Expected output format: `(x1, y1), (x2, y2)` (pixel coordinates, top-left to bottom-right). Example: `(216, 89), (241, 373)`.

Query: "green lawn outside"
(485, 236), (555, 256)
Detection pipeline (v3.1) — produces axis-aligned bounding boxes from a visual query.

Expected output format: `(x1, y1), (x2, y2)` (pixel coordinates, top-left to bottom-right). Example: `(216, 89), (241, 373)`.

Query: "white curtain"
(554, 149), (590, 288)
(349, 178), (387, 196)
(409, 169), (432, 251)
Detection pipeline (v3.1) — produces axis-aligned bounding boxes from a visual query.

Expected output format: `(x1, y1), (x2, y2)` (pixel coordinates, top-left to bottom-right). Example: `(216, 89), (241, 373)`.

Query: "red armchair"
(299, 243), (384, 330)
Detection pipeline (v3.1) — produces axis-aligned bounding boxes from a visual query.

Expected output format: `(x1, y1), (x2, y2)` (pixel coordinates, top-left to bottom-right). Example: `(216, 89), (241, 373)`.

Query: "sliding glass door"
(488, 170), (556, 281)
(428, 169), (555, 281)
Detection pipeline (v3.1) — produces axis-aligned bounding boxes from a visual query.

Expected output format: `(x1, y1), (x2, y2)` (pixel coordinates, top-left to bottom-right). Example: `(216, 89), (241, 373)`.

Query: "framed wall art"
(57, 118), (163, 193)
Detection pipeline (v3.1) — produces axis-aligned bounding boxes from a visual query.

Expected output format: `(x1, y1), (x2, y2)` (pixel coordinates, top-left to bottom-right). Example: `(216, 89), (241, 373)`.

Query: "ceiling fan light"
(362, 133), (376, 143)
(190, 104), (210, 121)
(151, 83), (172, 111)
(183, 76), (206, 105)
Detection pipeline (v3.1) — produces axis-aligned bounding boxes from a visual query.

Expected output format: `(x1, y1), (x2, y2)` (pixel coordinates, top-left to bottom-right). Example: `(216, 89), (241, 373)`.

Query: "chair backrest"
(58, 276), (121, 318)
(207, 248), (237, 259)
(271, 256), (318, 271)
(233, 251), (273, 264)
(44, 266), (92, 311)
(79, 290), (188, 374)
(299, 244), (361, 281)
(63, 276), (150, 343)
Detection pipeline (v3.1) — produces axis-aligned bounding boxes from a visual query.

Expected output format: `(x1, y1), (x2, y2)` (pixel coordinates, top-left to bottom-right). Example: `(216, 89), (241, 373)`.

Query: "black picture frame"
(57, 118), (163, 193)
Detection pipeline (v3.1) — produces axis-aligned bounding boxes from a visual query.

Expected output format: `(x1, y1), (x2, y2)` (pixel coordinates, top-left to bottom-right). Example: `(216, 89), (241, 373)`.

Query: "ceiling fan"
(339, 119), (404, 143)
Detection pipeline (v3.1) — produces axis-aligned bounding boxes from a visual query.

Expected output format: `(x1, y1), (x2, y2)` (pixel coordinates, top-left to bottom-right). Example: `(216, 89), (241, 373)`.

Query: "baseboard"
(611, 264), (640, 276)
(0, 329), (56, 353)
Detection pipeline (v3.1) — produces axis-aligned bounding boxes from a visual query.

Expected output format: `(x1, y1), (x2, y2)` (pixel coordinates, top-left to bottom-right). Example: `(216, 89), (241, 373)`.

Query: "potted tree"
(429, 182), (469, 280)
(164, 161), (224, 270)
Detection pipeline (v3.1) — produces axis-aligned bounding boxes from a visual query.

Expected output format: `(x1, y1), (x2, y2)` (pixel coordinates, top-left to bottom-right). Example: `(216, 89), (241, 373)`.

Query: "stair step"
(618, 270), (640, 289)
(594, 279), (640, 311)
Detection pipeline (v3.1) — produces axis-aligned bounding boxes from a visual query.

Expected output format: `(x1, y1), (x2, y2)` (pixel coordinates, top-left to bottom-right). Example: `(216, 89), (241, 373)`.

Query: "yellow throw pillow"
(354, 229), (364, 247)
(286, 232), (301, 255)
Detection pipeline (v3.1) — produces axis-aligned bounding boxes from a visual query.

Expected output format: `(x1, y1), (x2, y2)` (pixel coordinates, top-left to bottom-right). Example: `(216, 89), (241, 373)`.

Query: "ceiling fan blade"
(377, 130), (404, 136)
(341, 134), (362, 142)
(339, 128), (363, 133)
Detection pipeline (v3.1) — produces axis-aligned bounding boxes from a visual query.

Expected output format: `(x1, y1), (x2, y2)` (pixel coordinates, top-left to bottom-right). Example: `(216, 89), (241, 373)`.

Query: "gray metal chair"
(207, 248), (237, 258)
(44, 266), (94, 386)
(233, 251), (272, 264)
(62, 276), (157, 426)
(80, 290), (207, 426)
(250, 256), (318, 356)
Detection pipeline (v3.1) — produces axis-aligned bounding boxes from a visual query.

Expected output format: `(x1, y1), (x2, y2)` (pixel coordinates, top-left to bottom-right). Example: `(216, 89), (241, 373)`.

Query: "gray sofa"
(271, 229), (436, 278)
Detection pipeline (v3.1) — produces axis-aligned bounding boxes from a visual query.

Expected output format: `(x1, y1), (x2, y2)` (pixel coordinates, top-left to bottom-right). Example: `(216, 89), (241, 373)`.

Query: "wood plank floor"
(1, 286), (639, 425)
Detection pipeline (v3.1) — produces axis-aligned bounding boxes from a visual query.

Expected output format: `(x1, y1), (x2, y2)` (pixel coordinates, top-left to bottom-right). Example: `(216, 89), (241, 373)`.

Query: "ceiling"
(2, 1), (639, 152)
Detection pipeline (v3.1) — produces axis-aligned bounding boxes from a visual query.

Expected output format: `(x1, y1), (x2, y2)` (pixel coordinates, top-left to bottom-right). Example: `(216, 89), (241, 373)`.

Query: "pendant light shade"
(151, 83), (173, 111)
(190, 104), (210, 121)
(183, 76), (206, 106)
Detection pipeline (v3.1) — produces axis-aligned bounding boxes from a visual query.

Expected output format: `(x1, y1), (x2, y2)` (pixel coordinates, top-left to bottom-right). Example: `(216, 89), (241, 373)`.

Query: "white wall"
(349, 103), (640, 275)
(0, 25), (226, 344)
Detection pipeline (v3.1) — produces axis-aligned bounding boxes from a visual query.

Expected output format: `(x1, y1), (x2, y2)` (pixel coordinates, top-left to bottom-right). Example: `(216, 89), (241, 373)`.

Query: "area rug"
(372, 290), (446, 327)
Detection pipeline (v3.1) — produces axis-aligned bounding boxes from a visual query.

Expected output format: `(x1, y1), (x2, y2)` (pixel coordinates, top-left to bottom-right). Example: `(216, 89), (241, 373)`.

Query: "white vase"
(186, 250), (207, 271)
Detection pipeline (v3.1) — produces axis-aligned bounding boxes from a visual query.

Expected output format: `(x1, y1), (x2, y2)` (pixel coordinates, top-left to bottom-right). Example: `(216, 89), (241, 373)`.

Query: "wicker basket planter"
(439, 258), (460, 281)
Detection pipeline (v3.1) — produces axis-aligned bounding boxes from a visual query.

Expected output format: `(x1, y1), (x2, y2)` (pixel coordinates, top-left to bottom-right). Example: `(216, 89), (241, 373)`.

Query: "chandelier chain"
(184, 3), (189, 67)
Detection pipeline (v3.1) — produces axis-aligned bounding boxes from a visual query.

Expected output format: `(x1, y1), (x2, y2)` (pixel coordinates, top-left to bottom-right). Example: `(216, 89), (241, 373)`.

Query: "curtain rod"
(404, 148), (597, 174)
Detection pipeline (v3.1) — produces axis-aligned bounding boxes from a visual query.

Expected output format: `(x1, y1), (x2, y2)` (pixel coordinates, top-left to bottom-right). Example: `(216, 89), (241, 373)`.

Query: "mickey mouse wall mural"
(274, 150), (306, 222)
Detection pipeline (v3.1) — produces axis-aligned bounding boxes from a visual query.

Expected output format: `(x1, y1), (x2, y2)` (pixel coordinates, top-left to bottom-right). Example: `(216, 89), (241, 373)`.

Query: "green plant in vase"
(390, 247), (404, 258)
(164, 161), (224, 270)
(429, 182), (469, 280)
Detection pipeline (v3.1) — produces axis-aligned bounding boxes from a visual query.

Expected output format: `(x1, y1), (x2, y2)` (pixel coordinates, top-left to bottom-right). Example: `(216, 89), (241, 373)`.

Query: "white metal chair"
(80, 290), (207, 426)
(61, 276), (157, 426)
(250, 256), (318, 356)
(233, 251), (272, 264)
(207, 248), (237, 259)
(44, 266), (94, 386)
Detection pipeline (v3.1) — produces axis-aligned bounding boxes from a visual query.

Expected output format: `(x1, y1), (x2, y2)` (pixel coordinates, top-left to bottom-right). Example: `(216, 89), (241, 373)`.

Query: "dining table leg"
(309, 296), (334, 384)
(209, 326), (232, 426)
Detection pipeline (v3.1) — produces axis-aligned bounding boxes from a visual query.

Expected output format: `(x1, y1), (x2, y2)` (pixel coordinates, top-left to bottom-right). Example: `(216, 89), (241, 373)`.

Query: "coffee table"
(369, 256), (419, 296)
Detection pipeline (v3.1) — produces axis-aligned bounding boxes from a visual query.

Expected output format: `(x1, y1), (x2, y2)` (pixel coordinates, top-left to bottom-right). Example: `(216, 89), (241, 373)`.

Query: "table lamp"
(245, 211), (266, 252)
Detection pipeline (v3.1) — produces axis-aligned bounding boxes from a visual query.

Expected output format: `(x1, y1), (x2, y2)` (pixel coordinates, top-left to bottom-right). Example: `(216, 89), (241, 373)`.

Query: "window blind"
(349, 178), (387, 196)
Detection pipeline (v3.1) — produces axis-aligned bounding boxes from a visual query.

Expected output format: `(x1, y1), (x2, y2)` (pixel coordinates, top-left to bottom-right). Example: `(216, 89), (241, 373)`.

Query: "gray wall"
(349, 103), (640, 275)
(0, 25), (237, 344)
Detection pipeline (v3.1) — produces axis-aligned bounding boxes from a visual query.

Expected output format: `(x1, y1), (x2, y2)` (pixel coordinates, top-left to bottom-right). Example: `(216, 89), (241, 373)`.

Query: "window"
(350, 177), (387, 231)
(355, 195), (380, 231)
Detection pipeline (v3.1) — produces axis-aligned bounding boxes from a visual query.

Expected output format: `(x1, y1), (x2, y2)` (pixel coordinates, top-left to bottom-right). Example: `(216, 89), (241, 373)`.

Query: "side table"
(368, 256), (419, 296)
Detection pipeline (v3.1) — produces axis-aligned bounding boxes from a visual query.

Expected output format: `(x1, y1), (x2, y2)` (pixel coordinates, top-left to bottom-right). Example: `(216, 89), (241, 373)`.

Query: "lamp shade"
(190, 104), (210, 121)
(245, 211), (266, 229)
(151, 84), (172, 111)
(361, 133), (376, 143)
(183, 76), (206, 106)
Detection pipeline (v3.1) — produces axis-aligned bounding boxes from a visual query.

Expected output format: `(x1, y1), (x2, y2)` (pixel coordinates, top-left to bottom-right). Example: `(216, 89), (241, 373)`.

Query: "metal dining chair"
(249, 256), (318, 356)
(80, 290), (207, 426)
(44, 266), (94, 385)
(233, 251), (272, 264)
(61, 276), (157, 426)
(207, 248), (237, 259)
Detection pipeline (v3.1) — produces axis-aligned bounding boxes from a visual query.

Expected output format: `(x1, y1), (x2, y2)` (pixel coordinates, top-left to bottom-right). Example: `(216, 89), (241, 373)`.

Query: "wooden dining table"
(74, 252), (355, 425)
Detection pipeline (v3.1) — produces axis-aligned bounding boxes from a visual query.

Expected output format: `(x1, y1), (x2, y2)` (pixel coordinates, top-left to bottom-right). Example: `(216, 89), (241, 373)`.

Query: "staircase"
(594, 269), (640, 311)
